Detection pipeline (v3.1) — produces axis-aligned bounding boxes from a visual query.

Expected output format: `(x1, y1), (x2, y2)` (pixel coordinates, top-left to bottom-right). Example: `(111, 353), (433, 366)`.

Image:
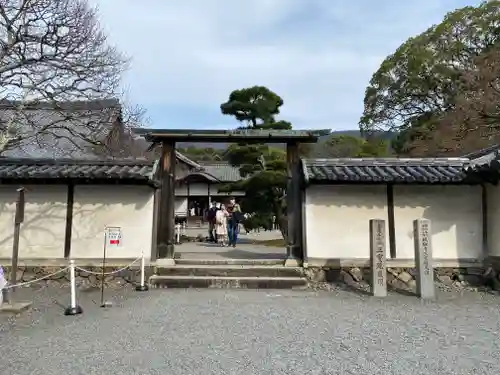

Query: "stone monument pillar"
(369, 219), (387, 297)
(413, 219), (435, 299)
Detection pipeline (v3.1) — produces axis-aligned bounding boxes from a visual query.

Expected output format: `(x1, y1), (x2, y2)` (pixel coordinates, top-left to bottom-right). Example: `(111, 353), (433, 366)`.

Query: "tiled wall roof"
(0, 158), (155, 185)
(302, 158), (470, 184)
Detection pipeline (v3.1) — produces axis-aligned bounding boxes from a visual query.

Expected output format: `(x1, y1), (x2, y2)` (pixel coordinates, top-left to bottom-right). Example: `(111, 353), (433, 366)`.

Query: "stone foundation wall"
(305, 266), (498, 292)
(1, 265), (155, 289)
(4, 264), (500, 292)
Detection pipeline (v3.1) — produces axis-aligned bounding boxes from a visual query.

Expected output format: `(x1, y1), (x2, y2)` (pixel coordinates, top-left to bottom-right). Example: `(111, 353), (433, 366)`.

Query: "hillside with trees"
(177, 130), (395, 160)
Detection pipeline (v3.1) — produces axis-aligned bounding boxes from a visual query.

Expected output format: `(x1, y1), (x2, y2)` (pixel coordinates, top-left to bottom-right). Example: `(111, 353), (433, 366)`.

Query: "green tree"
(426, 47), (500, 155)
(220, 86), (292, 130)
(325, 135), (390, 158)
(220, 86), (291, 239)
(359, 1), (500, 155)
(390, 112), (440, 156)
(305, 134), (390, 158)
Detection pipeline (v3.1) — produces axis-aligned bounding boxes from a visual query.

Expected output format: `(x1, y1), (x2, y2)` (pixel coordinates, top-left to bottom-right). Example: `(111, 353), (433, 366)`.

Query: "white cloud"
(92, 0), (482, 130)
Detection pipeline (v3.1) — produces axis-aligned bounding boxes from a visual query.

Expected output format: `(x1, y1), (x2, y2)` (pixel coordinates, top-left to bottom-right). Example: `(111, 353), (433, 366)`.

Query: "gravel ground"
(1, 285), (500, 374)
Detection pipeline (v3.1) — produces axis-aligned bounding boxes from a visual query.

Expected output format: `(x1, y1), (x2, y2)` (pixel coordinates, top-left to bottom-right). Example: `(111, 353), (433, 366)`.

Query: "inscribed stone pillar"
(369, 219), (387, 297)
(413, 219), (435, 299)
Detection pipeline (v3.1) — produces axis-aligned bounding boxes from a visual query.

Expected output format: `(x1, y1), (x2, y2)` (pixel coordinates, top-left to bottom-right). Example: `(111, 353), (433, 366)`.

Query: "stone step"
(149, 275), (308, 289)
(155, 265), (303, 278)
(174, 258), (286, 266)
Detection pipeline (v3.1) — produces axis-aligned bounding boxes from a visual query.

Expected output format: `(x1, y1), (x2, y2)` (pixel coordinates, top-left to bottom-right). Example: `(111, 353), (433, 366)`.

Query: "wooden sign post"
(8, 187), (25, 303)
(100, 226), (122, 308)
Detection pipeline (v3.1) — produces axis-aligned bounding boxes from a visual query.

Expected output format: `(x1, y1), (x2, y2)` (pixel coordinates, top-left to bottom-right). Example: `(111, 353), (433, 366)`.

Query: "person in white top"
(215, 204), (229, 246)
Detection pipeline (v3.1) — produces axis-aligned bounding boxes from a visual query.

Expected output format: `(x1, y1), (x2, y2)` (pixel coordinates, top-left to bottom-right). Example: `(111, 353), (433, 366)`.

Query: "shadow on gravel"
(0, 283), (154, 331)
(333, 283), (372, 296)
(387, 285), (417, 297)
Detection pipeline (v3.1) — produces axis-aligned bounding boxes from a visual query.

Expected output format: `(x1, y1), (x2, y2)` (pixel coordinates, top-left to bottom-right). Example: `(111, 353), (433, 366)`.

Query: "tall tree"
(431, 47), (500, 155)
(0, 0), (137, 155)
(220, 86), (291, 239)
(359, 1), (500, 155)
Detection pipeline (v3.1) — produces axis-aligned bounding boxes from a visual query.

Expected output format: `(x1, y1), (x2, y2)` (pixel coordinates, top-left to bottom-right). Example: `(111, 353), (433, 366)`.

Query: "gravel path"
(1, 286), (500, 374)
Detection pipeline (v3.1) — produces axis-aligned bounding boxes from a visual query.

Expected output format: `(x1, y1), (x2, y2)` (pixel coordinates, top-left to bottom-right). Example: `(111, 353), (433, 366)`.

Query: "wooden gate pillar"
(285, 142), (303, 266)
(156, 140), (176, 264)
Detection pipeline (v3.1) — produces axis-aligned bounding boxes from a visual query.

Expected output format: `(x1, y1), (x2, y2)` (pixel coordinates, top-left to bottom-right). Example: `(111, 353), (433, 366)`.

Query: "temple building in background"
(172, 152), (244, 223)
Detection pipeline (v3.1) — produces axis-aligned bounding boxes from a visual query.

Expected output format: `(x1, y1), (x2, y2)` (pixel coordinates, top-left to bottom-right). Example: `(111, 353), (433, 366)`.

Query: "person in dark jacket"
(226, 198), (242, 247)
(207, 201), (219, 242)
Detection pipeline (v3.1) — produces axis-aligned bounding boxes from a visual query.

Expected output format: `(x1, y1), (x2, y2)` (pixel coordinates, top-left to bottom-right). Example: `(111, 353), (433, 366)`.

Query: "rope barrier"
(0, 254), (149, 315)
(74, 256), (141, 275)
(1, 266), (70, 290)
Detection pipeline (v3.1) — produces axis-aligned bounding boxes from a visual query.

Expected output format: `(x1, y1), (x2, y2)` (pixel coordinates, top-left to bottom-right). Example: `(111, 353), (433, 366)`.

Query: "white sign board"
(106, 227), (122, 248)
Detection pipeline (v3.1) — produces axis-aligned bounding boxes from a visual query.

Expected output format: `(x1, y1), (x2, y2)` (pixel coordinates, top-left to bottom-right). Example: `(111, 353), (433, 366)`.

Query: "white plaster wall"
(0, 185), (67, 259)
(175, 182), (209, 196)
(487, 184), (500, 257)
(189, 183), (209, 196)
(175, 185), (188, 196)
(393, 185), (482, 260)
(305, 185), (389, 259)
(175, 197), (188, 216)
(71, 185), (155, 259)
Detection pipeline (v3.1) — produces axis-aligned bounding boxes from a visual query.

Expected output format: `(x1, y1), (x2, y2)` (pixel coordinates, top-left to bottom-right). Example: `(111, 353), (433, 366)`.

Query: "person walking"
(215, 204), (229, 246)
(226, 198), (242, 248)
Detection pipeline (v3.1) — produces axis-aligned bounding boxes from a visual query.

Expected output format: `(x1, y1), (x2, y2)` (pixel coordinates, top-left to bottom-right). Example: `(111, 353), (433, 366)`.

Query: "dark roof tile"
(0, 158), (155, 184)
(464, 144), (500, 171)
(133, 128), (320, 143)
(302, 158), (470, 184)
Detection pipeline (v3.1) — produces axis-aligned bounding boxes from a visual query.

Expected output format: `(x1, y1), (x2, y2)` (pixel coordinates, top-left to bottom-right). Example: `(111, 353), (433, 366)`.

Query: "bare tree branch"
(0, 0), (136, 157)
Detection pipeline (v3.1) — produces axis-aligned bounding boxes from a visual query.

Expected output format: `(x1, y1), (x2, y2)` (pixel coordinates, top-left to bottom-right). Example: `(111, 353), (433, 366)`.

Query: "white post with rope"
(135, 251), (149, 292)
(64, 260), (83, 316)
(0, 265), (69, 313)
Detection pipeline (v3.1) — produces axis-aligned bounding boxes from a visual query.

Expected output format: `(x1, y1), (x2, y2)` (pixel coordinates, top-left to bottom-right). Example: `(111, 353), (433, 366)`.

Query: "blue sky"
(93, 0), (482, 131)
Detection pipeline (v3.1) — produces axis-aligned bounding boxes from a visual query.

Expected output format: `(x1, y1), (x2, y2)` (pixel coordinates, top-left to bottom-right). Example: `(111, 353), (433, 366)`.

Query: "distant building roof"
(176, 162), (242, 183)
(0, 99), (121, 159)
(175, 151), (203, 170)
(198, 163), (241, 182)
